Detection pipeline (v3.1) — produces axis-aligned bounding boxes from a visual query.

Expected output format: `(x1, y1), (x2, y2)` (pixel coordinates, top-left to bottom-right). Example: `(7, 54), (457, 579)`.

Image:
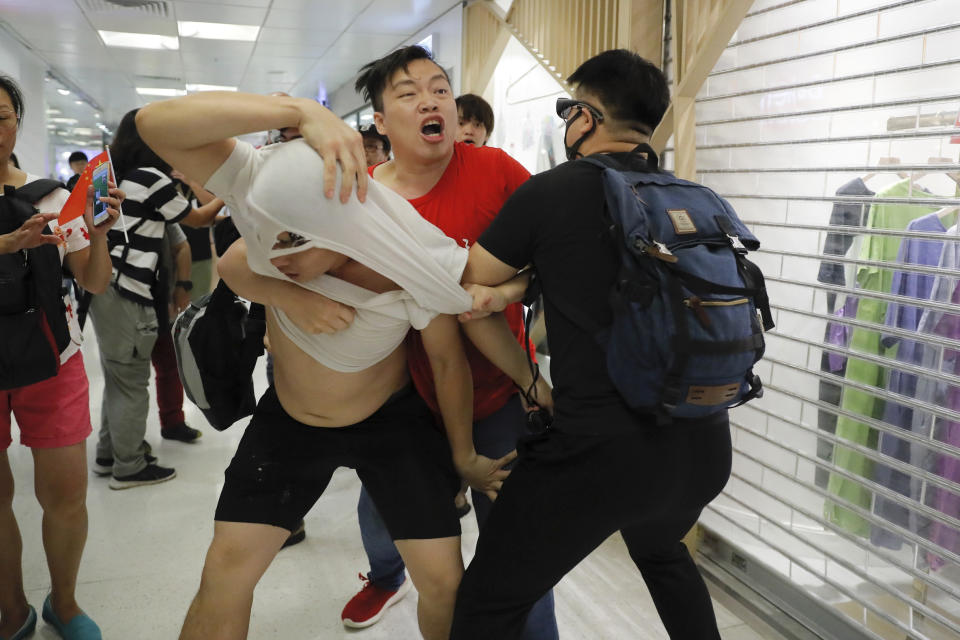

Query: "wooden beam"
(471, 25), (512, 95)
(675, 0), (752, 98)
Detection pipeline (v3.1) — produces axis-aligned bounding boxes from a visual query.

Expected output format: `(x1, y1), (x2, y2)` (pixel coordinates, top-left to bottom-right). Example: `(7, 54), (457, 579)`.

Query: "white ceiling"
(0, 0), (461, 146)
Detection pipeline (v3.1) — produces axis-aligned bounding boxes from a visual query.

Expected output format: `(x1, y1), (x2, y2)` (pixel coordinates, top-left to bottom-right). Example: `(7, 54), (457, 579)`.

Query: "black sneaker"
(109, 463), (176, 490)
(161, 422), (202, 443)
(93, 450), (156, 477)
(281, 520), (306, 549)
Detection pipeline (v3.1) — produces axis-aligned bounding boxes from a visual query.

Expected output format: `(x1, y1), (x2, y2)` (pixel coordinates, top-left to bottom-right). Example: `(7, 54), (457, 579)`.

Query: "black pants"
(450, 414), (732, 640)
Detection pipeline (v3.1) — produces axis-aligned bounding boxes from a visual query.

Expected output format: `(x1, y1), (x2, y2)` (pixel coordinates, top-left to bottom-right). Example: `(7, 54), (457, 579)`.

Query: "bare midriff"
(267, 259), (411, 428)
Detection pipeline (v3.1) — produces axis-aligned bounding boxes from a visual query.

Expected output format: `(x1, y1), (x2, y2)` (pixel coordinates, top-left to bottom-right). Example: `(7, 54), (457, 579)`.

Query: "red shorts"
(0, 352), (92, 450)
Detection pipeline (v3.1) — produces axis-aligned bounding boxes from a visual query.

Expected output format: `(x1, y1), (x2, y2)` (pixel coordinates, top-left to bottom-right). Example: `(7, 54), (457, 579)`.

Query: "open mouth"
(420, 118), (444, 140)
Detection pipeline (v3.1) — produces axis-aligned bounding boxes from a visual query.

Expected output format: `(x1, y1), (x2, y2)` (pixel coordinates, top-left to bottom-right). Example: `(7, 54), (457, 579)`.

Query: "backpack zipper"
(683, 296), (749, 327)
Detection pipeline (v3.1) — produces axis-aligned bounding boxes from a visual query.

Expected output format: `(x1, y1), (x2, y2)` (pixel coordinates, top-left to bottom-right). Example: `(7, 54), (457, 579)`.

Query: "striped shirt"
(108, 167), (191, 305)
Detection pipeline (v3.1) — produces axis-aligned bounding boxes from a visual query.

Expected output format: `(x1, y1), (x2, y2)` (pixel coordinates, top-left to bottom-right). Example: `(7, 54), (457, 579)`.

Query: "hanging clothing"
(870, 212), (949, 550)
(816, 179), (874, 489)
(909, 227), (960, 568)
(825, 179), (938, 537)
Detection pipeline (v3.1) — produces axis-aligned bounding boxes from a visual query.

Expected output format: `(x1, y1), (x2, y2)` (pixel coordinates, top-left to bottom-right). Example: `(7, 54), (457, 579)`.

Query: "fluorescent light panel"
(178, 21), (259, 41)
(185, 83), (238, 92)
(99, 30), (179, 50)
(136, 87), (187, 97)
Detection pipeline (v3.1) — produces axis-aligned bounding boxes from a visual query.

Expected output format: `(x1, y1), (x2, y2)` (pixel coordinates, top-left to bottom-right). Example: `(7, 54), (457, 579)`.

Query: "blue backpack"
(552, 146), (774, 419)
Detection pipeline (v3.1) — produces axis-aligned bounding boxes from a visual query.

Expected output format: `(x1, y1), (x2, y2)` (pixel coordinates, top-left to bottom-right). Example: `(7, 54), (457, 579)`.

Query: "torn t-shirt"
(205, 139), (472, 372)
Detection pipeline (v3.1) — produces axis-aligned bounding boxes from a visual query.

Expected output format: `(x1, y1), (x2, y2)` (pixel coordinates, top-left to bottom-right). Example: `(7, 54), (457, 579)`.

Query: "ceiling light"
(46, 108), (61, 115)
(136, 87), (188, 97)
(57, 88), (70, 96)
(74, 100), (84, 105)
(99, 30), (179, 50)
(49, 117), (79, 124)
(185, 83), (238, 92)
(178, 21), (259, 42)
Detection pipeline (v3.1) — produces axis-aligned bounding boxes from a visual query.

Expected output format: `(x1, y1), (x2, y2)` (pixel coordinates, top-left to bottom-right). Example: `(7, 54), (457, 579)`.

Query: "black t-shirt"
(479, 153), (726, 435)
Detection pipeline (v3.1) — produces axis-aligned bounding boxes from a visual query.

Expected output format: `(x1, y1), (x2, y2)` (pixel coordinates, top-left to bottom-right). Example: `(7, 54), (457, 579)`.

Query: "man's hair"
(567, 49), (669, 135)
(359, 124), (391, 155)
(455, 94), (494, 135)
(112, 108), (171, 178)
(68, 150), (88, 164)
(0, 75), (25, 129)
(355, 46), (449, 112)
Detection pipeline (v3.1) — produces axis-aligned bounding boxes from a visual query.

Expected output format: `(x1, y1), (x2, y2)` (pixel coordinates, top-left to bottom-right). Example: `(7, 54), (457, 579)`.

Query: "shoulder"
(23, 174), (70, 213)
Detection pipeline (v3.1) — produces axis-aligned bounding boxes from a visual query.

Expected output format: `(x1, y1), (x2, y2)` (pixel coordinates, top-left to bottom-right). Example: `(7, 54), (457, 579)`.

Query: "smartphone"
(91, 161), (111, 226)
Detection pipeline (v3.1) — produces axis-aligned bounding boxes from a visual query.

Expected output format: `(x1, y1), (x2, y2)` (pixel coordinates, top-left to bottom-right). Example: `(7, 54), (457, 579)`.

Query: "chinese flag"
(57, 149), (110, 224)
(952, 108), (960, 144)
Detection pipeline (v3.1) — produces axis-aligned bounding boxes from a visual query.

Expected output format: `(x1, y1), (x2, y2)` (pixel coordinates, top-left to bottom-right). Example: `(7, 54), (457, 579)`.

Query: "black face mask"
(563, 107), (597, 161)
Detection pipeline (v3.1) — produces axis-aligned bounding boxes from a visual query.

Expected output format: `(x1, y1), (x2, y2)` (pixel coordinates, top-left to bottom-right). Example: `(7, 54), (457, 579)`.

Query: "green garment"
(825, 180), (938, 536)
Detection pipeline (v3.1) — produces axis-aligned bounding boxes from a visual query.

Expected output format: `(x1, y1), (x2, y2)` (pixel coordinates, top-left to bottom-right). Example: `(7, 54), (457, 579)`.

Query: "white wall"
(328, 3), (463, 118)
(0, 34), (50, 177)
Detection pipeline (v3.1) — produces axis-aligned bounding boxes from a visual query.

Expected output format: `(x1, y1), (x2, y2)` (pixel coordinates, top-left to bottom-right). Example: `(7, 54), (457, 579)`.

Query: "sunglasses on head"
(555, 97), (604, 122)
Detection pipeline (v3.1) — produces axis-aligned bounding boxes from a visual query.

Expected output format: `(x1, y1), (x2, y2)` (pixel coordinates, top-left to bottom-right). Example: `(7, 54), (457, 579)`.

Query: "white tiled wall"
(695, 0), (960, 635)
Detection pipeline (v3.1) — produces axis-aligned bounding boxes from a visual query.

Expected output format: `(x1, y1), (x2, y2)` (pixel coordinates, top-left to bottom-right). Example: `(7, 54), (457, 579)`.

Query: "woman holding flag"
(0, 74), (124, 640)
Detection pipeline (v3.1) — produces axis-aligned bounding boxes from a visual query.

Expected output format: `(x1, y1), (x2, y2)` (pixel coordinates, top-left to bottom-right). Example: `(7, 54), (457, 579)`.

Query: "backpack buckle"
(726, 233), (747, 253)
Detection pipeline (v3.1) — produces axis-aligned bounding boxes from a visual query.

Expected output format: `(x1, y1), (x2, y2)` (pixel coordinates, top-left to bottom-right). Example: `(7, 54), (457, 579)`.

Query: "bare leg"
(32, 443), (88, 623)
(395, 536), (463, 640)
(0, 451), (31, 638)
(179, 521), (289, 640)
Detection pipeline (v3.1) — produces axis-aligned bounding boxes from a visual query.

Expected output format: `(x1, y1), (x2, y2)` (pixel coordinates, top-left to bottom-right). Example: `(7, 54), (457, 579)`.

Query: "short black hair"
(355, 45), (449, 112)
(68, 151), (88, 164)
(113, 108), (170, 178)
(0, 75), (25, 129)
(8, 152), (19, 169)
(455, 94), (494, 136)
(359, 124), (391, 155)
(567, 50), (669, 135)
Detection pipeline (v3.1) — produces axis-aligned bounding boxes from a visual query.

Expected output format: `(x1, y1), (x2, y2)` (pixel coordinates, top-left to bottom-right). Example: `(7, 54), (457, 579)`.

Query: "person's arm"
(458, 269), (532, 321)
(65, 182), (125, 294)
(170, 237), (192, 315)
(420, 314), (515, 501)
(459, 314), (552, 414)
(218, 238), (356, 334)
(136, 91), (367, 203)
(180, 197), (225, 228)
(461, 242), (525, 288)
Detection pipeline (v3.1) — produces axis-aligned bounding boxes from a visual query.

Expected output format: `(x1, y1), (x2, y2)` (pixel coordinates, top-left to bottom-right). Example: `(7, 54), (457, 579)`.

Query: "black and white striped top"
(108, 167), (191, 305)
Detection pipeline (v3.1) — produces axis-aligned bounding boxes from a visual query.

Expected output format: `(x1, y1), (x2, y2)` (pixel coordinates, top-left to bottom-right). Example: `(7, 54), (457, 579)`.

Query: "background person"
(455, 94), (493, 147)
(65, 151), (88, 191)
(0, 73), (123, 640)
(88, 108), (224, 489)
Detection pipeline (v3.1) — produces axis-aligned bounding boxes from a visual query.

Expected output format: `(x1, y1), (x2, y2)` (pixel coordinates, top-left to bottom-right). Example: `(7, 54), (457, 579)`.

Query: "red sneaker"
(341, 572), (412, 628)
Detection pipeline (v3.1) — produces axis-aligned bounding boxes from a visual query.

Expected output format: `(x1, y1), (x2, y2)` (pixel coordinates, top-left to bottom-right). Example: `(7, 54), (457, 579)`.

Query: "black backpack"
(0, 180), (72, 390)
(173, 280), (266, 430)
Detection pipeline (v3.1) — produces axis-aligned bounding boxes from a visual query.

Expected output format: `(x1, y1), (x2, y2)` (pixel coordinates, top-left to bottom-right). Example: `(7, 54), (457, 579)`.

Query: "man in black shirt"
(451, 50), (731, 639)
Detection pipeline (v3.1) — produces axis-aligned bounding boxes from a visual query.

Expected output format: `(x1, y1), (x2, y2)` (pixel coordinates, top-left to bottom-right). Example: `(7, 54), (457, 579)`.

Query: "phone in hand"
(91, 161), (111, 226)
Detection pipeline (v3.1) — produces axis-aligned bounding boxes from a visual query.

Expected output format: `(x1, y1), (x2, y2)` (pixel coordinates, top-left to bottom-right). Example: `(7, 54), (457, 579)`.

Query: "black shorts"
(215, 385), (461, 540)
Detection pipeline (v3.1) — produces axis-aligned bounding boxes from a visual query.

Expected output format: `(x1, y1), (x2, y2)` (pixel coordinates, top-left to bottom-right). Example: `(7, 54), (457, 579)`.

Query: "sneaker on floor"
(92, 451), (156, 477)
(161, 422), (202, 443)
(341, 573), (412, 628)
(281, 519), (306, 549)
(109, 463), (176, 490)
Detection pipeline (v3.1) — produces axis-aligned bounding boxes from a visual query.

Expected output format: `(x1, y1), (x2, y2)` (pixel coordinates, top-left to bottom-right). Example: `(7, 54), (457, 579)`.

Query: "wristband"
(175, 280), (193, 291)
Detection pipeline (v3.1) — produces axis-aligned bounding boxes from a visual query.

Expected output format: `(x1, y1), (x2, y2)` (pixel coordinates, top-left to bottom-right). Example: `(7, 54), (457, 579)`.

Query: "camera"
(526, 407), (553, 434)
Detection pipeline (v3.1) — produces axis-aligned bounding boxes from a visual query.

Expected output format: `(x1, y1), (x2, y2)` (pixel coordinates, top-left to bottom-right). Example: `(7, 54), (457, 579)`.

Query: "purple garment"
(925, 283), (960, 569)
(826, 297), (859, 372)
(871, 213), (947, 551)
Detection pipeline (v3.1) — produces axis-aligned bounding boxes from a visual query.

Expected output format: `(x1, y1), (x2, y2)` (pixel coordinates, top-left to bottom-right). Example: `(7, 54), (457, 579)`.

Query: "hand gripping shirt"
(205, 139), (472, 372)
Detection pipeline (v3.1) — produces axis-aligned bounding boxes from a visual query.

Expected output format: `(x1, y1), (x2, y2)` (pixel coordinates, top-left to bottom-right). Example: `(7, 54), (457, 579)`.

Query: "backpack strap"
(13, 179), (66, 207)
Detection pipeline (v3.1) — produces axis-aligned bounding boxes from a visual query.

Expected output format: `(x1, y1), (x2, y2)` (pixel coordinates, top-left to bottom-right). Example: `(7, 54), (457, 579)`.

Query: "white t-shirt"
(205, 139), (473, 372)
(19, 175), (89, 363)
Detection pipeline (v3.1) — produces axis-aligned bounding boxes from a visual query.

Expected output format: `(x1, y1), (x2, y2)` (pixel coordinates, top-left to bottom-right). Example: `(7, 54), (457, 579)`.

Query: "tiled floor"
(6, 335), (785, 639)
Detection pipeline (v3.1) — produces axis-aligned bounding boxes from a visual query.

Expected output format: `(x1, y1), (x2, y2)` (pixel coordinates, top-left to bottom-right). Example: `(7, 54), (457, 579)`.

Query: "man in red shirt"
(338, 46), (559, 639)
